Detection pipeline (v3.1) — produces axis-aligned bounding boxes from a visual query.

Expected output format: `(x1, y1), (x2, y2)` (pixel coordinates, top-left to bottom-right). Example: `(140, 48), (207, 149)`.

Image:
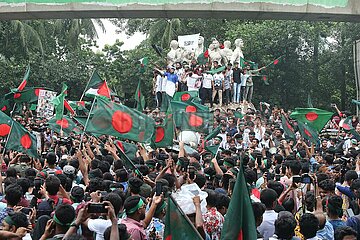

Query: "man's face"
(2, 221), (12, 232)
(321, 140), (327, 148)
(228, 119), (234, 126)
(275, 130), (282, 137)
(343, 236), (356, 240)
(139, 203), (146, 220)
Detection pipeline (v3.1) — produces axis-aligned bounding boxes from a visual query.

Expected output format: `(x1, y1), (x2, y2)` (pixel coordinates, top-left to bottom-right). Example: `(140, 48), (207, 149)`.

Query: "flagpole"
(80, 69), (96, 102)
(79, 97), (96, 149)
(169, 195), (204, 239)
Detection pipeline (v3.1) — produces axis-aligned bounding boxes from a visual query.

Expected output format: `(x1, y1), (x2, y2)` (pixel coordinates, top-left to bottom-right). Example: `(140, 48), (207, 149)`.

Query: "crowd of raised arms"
(1, 55), (360, 240)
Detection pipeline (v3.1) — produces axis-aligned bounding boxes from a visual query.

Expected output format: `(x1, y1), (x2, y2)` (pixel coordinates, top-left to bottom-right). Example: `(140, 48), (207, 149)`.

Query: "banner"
(36, 89), (56, 119)
(178, 34), (200, 52)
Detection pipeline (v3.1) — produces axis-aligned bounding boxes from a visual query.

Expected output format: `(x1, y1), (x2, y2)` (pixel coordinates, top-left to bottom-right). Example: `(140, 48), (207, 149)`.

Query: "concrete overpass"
(0, 0), (360, 21)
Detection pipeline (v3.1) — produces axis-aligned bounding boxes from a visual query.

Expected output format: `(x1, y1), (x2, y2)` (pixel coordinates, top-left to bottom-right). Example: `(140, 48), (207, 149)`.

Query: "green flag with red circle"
(0, 98), (11, 114)
(6, 87), (49, 104)
(179, 111), (212, 133)
(85, 97), (155, 143)
(13, 65), (30, 92)
(171, 100), (209, 128)
(221, 165), (257, 240)
(48, 116), (77, 136)
(52, 83), (68, 120)
(290, 108), (333, 132)
(6, 121), (38, 158)
(173, 91), (199, 103)
(135, 80), (145, 111)
(0, 111), (13, 138)
(281, 114), (295, 140)
(164, 196), (203, 240)
(152, 112), (174, 148)
(297, 121), (318, 144)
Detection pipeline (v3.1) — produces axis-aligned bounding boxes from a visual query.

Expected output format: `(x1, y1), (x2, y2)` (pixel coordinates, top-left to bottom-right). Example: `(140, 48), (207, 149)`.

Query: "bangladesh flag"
(0, 111), (13, 138)
(240, 57), (257, 69)
(0, 98), (11, 114)
(152, 112), (174, 148)
(15, 65), (30, 92)
(173, 91), (199, 103)
(290, 108), (333, 132)
(297, 121), (318, 144)
(204, 126), (221, 156)
(64, 100), (75, 115)
(135, 80), (145, 111)
(164, 196), (203, 240)
(69, 101), (90, 116)
(281, 114), (295, 140)
(206, 66), (226, 74)
(48, 116), (77, 136)
(84, 70), (111, 99)
(264, 56), (284, 69)
(139, 57), (149, 74)
(85, 97), (155, 143)
(221, 166), (257, 240)
(197, 50), (209, 65)
(6, 87), (48, 103)
(52, 83), (68, 120)
(6, 121), (38, 158)
(161, 93), (172, 113)
(179, 112), (211, 133)
(171, 100), (210, 127)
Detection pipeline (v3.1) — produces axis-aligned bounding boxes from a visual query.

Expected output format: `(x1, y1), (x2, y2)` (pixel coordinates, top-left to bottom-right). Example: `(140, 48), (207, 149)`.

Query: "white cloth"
(257, 210), (278, 240)
(254, 126), (266, 141)
(202, 73), (213, 89)
(87, 218), (122, 240)
(165, 80), (176, 97)
(241, 73), (249, 87)
(156, 75), (163, 92)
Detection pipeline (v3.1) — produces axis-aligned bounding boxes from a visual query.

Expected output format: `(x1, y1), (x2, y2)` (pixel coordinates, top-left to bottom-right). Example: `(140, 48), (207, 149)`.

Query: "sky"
(92, 19), (146, 52)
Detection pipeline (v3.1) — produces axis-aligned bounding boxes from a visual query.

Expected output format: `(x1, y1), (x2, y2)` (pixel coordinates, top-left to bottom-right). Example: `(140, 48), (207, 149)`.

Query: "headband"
(155, 201), (166, 215)
(224, 161), (233, 167)
(53, 213), (73, 226)
(127, 198), (144, 214)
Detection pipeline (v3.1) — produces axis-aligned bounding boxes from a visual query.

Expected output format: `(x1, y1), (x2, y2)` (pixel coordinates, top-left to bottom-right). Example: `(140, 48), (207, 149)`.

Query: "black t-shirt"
(233, 68), (242, 84)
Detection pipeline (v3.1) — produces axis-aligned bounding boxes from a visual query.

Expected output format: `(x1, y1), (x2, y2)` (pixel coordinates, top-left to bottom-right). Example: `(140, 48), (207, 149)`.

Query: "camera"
(88, 203), (108, 214)
(301, 174), (312, 184)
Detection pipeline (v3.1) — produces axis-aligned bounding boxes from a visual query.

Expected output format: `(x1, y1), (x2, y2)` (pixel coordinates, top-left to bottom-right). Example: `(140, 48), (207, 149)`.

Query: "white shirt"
(155, 75), (163, 92)
(240, 73), (249, 87)
(186, 74), (201, 91)
(257, 210), (278, 240)
(161, 76), (168, 92)
(254, 126), (266, 141)
(87, 218), (122, 240)
(202, 73), (213, 89)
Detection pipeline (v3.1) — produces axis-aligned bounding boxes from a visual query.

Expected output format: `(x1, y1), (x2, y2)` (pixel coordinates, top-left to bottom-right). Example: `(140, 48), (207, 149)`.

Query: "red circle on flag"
(189, 114), (203, 127)
(304, 129), (312, 137)
(112, 111), (133, 133)
(305, 112), (318, 121)
(273, 59), (279, 65)
(185, 106), (197, 113)
(342, 124), (351, 131)
(20, 134), (32, 149)
(56, 119), (69, 129)
(181, 93), (191, 101)
(14, 93), (21, 99)
(1, 106), (7, 111)
(35, 88), (43, 96)
(155, 127), (165, 143)
(0, 124), (10, 137)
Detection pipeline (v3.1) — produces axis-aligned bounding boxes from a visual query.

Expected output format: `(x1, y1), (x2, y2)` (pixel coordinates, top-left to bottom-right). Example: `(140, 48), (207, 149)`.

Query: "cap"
(63, 165), (76, 175)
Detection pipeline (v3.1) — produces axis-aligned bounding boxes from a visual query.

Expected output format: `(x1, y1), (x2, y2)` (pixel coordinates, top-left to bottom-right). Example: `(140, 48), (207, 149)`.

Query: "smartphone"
(21, 208), (33, 215)
(293, 176), (301, 184)
(155, 182), (162, 196)
(88, 203), (107, 213)
(346, 208), (355, 217)
(301, 174), (312, 184)
(34, 178), (44, 191)
(275, 174), (281, 181)
(189, 170), (195, 180)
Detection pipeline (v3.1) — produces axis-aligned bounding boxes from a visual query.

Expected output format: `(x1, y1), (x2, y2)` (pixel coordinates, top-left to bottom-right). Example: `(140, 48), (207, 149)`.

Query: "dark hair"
(204, 189), (218, 207)
(194, 173), (206, 189)
(288, 160), (301, 175)
(103, 172), (114, 181)
(113, 160), (124, 172)
(128, 177), (143, 194)
(299, 213), (319, 238)
(9, 212), (29, 228)
(104, 224), (129, 240)
(345, 170), (358, 182)
(267, 180), (284, 197)
(5, 184), (22, 207)
(252, 202), (266, 221)
(25, 168), (37, 178)
(69, 159), (79, 170)
(305, 191), (315, 212)
(260, 188), (278, 209)
(216, 194), (230, 210)
(244, 167), (257, 185)
(316, 173), (329, 183)
(6, 167), (17, 178)
(124, 196), (142, 215)
(334, 226), (357, 240)
(319, 179), (335, 192)
(45, 175), (61, 195)
(46, 152), (57, 165)
(115, 169), (128, 182)
(327, 195), (343, 217)
(104, 193), (123, 215)
(282, 198), (295, 213)
(16, 178), (31, 196)
(162, 174), (176, 189)
(104, 155), (114, 167)
(54, 205), (76, 229)
(275, 213), (297, 239)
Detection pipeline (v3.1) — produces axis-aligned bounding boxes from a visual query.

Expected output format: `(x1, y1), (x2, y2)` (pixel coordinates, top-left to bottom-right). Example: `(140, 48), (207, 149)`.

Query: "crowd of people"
(153, 60), (263, 109)
(0, 94), (360, 240)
